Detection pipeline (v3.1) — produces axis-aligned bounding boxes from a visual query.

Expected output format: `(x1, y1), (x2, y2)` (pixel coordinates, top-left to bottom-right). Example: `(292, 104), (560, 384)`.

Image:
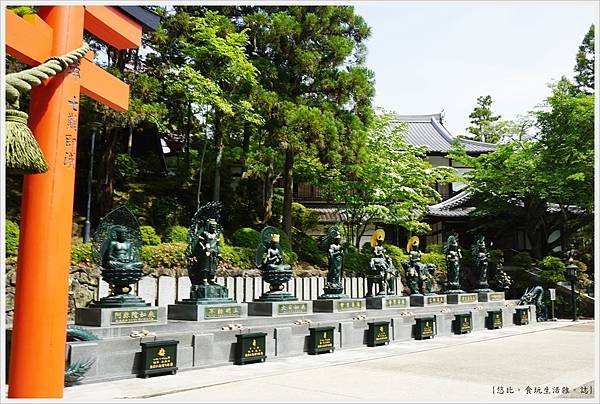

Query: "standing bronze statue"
(472, 236), (493, 292)
(444, 234), (465, 294)
(319, 227), (348, 299)
(91, 206), (147, 307)
(184, 202), (232, 303)
(366, 229), (396, 296)
(402, 236), (423, 296)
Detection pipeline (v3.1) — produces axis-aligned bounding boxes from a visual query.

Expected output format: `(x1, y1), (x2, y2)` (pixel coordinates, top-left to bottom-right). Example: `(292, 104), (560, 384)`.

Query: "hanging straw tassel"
(5, 109), (48, 174)
(5, 43), (90, 174)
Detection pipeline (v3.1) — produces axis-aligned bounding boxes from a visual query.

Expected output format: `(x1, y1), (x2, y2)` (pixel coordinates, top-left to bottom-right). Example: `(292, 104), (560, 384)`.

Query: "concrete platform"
(50, 299), (536, 384)
(58, 320), (596, 402)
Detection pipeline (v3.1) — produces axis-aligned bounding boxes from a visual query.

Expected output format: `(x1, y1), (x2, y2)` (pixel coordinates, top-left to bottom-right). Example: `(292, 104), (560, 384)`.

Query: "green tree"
(466, 95), (501, 143)
(574, 24), (594, 94)
(324, 114), (455, 248)
(535, 77), (594, 250)
(211, 6), (376, 239)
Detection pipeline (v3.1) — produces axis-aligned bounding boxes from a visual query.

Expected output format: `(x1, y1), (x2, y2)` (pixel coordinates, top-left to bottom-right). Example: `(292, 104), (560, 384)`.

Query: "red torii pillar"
(6, 6), (142, 398)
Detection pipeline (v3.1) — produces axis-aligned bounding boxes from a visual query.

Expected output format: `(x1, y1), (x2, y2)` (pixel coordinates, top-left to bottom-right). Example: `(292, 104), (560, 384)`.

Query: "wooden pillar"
(8, 6), (85, 398)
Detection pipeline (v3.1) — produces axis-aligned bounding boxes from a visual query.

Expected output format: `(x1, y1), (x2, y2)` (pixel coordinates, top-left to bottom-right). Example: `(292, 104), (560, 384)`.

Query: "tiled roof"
(388, 114), (496, 154)
(311, 207), (343, 223)
(428, 190), (474, 218)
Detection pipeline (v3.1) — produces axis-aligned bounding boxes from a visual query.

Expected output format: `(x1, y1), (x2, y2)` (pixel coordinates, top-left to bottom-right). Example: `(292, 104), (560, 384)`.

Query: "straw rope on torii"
(5, 43), (90, 173)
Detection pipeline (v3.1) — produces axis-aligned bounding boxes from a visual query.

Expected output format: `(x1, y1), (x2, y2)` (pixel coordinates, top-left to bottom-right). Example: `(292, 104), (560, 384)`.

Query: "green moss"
(5, 220), (19, 257)
(71, 243), (93, 266)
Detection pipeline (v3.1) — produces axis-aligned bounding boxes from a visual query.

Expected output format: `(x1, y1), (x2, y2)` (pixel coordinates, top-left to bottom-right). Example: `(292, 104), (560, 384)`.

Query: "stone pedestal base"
(477, 291), (505, 302)
(255, 290), (297, 302)
(446, 293), (478, 304)
(410, 294), (447, 307)
(318, 286), (348, 300)
(168, 303), (247, 321)
(89, 293), (149, 308)
(75, 306), (167, 327)
(312, 298), (365, 313)
(247, 301), (313, 317)
(366, 296), (409, 310)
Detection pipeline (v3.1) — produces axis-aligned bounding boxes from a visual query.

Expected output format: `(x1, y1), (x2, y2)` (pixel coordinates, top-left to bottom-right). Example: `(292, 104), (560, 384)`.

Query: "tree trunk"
(262, 162), (274, 224)
(282, 146), (294, 240)
(212, 111), (224, 201)
(95, 126), (118, 220)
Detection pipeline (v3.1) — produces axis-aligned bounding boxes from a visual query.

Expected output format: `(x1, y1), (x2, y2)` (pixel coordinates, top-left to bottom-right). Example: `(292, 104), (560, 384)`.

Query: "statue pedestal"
(366, 295), (409, 310)
(75, 306), (167, 327)
(477, 291), (505, 302)
(446, 293), (478, 304)
(318, 286), (348, 300)
(312, 298), (365, 313)
(168, 302), (248, 321)
(247, 301), (313, 317)
(409, 294), (447, 307)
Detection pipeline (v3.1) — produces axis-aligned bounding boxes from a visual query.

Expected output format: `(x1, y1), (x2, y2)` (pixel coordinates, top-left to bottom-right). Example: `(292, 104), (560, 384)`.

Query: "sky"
(353, 0), (597, 136)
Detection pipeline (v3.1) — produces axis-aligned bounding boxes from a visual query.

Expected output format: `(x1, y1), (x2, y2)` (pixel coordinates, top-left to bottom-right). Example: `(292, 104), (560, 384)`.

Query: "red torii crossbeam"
(5, 6), (142, 398)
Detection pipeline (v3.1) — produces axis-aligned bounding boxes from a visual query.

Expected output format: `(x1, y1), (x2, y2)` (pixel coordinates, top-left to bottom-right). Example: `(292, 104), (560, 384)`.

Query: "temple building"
(297, 113), (497, 249)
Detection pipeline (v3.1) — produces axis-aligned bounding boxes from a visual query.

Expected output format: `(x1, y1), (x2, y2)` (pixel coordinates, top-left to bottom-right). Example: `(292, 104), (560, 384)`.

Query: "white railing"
(98, 276), (404, 305)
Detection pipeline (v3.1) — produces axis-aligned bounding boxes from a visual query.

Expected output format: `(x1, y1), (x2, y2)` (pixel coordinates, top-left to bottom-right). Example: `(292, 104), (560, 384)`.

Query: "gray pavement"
(13, 320), (599, 402)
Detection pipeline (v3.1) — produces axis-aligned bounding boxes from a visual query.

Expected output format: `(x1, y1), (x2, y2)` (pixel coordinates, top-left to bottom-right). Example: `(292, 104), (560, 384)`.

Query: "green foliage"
(574, 24), (594, 94)
(466, 95), (502, 143)
(538, 256), (566, 284)
(5, 220), (19, 257)
(344, 248), (369, 274)
(8, 6), (37, 16)
(421, 252), (447, 286)
(141, 243), (187, 269)
(292, 202), (319, 233)
(166, 226), (189, 243)
(231, 227), (261, 248)
(283, 251), (299, 266)
(571, 259), (593, 291)
(70, 243), (93, 266)
(383, 244), (407, 271)
(294, 232), (327, 267)
(489, 249), (504, 268)
(220, 244), (256, 270)
(323, 114), (456, 247)
(114, 154), (139, 184)
(425, 243), (443, 254)
(512, 251), (533, 270)
(139, 225), (161, 246)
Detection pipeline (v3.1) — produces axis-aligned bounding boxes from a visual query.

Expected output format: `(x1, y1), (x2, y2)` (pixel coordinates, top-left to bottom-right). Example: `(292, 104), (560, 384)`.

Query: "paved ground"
(23, 320), (600, 402)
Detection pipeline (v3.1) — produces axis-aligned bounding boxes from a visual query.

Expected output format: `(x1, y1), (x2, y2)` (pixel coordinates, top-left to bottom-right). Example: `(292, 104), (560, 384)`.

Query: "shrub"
(513, 251), (533, 270)
(221, 244), (256, 270)
(489, 249), (505, 269)
(275, 227), (292, 253)
(421, 252), (447, 287)
(294, 232), (327, 267)
(5, 220), (19, 257)
(231, 227), (261, 248)
(384, 244), (407, 271)
(166, 226), (188, 243)
(140, 225), (161, 246)
(344, 249), (370, 274)
(283, 251), (298, 266)
(539, 256), (566, 284)
(571, 259), (593, 292)
(141, 243), (187, 269)
(292, 202), (319, 233)
(71, 243), (93, 266)
(425, 243), (443, 254)
(114, 153), (139, 184)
